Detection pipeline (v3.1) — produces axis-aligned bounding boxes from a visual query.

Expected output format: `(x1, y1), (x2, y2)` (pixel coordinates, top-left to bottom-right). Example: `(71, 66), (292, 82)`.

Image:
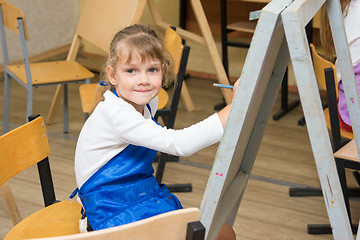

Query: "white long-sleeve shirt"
(75, 90), (224, 188)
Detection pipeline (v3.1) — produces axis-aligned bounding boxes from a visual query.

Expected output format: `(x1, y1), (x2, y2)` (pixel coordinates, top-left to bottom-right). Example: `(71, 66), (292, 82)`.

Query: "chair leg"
(63, 84), (69, 133)
(186, 221), (205, 240)
(83, 79), (91, 122)
(26, 82), (33, 123)
(84, 113), (90, 122)
(4, 72), (10, 133)
(155, 153), (192, 193)
(298, 116), (306, 126)
(272, 69), (300, 120)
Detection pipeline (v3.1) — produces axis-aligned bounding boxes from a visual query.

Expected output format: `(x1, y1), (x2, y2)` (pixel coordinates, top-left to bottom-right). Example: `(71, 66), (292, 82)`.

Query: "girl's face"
(107, 50), (163, 114)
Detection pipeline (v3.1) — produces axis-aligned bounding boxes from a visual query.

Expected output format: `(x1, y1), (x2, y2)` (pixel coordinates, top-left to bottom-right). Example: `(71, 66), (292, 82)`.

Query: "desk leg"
(273, 21), (314, 122)
(272, 68), (300, 120)
(213, 0), (230, 111)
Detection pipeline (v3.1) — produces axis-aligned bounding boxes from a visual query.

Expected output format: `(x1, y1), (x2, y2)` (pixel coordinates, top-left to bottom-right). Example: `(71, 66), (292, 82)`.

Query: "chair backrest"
(165, 27), (183, 75)
(0, 116), (49, 186)
(68, 0), (147, 61)
(26, 208), (202, 240)
(156, 26), (190, 129)
(310, 43), (339, 97)
(0, 115), (57, 224)
(310, 43), (354, 149)
(0, 0), (27, 38)
(0, 1), (28, 66)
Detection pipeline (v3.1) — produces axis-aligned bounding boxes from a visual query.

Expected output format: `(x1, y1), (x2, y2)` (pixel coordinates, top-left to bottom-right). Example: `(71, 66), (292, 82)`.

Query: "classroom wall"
(0, 0), (302, 86)
(0, 0), (78, 65)
(79, 0), (180, 55)
(0, 0), (180, 64)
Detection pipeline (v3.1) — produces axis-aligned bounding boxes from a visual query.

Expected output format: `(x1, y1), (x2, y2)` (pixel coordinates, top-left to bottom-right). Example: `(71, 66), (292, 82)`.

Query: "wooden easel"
(46, 0), (233, 124)
(199, 0), (360, 239)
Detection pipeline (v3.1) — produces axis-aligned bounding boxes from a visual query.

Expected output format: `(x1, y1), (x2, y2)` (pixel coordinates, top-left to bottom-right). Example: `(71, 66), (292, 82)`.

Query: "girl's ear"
(106, 65), (116, 85)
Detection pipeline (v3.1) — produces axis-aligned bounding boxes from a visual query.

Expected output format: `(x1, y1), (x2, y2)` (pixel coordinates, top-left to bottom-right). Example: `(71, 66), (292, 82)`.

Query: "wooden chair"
(25, 208), (204, 240)
(153, 26), (192, 193)
(309, 43), (354, 140)
(0, 115), (82, 240)
(46, 0), (148, 128)
(0, 1), (94, 134)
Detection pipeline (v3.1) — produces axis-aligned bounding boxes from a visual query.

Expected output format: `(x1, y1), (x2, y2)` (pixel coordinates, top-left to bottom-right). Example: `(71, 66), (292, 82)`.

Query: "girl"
(320, 0), (360, 132)
(73, 24), (237, 239)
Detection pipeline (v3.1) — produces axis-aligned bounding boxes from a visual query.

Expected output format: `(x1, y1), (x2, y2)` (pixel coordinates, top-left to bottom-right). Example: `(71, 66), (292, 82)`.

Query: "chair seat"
(24, 208), (201, 240)
(158, 88), (169, 110)
(79, 84), (169, 114)
(4, 200), (82, 240)
(324, 108), (354, 140)
(6, 61), (94, 85)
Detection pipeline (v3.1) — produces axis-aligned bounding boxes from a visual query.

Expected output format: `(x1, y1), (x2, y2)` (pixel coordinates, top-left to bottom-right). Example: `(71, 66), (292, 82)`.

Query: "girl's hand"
(231, 78), (240, 101)
(217, 78), (241, 128)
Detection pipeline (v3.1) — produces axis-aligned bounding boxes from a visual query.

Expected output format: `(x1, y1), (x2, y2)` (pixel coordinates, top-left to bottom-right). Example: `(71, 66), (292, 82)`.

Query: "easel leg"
(201, 34), (290, 239)
(46, 85), (62, 125)
(0, 182), (21, 225)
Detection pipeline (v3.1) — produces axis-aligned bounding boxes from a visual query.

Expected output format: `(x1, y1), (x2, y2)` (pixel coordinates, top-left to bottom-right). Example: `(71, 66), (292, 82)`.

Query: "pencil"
(213, 83), (234, 89)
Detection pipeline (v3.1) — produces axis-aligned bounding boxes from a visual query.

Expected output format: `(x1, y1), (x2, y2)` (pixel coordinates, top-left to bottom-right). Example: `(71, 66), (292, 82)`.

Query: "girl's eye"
(149, 68), (158, 73)
(126, 69), (135, 74)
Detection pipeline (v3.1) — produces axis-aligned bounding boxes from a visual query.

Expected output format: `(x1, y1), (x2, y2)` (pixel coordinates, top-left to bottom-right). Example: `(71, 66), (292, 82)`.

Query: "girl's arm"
(109, 78), (240, 157)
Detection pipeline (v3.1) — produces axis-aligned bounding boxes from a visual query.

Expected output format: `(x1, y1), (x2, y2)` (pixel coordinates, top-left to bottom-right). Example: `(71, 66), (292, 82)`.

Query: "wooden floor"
(1, 61), (360, 239)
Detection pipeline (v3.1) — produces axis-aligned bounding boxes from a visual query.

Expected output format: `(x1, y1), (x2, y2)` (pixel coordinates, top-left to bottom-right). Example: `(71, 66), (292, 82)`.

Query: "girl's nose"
(137, 72), (150, 85)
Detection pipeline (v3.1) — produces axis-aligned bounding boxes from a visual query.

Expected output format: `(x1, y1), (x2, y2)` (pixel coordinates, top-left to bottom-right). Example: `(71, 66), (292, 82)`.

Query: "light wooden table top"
(334, 139), (360, 162)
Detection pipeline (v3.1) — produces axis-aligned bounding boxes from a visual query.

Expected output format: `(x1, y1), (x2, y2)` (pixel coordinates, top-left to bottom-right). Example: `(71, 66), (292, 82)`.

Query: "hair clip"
(99, 81), (108, 86)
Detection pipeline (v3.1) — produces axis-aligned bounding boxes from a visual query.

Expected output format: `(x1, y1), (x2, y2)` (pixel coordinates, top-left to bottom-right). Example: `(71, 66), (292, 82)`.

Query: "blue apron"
(71, 102), (182, 230)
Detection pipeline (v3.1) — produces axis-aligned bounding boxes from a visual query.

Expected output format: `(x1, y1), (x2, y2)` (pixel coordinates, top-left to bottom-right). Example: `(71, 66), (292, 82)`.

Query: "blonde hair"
(90, 24), (173, 114)
(320, 0), (351, 59)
